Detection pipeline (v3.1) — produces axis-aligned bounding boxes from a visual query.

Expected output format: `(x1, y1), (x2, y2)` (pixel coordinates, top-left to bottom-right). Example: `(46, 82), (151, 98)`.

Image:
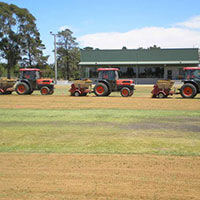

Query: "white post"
(54, 34), (57, 84)
(50, 32), (58, 84)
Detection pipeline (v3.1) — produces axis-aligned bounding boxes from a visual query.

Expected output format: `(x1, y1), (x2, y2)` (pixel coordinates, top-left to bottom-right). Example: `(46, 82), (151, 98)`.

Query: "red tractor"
(180, 67), (200, 98)
(93, 68), (135, 97)
(15, 68), (54, 95)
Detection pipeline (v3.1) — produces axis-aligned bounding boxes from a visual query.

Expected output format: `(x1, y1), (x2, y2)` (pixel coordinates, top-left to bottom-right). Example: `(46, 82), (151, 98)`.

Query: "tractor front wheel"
(40, 86), (50, 95)
(121, 87), (131, 97)
(180, 83), (197, 98)
(94, 83), (109, 96)
(129, 90), (134, 97)
(15, 82), (29, 95)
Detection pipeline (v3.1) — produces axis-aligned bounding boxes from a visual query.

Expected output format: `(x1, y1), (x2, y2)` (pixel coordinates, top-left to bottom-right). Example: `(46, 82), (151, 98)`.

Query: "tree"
(20, 25), (48, 67)
(83, 47), (93, 50)
(56, 28), (80, 80)
(0, 2), (47, 78)
(0, 63), (6, 77)
(148, 45), (161, 49)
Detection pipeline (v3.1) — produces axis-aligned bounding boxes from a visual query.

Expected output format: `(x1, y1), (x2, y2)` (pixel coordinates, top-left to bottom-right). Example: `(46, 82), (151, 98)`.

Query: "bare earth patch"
(0, 94), (200, 110)
(0, 154), (200, 200)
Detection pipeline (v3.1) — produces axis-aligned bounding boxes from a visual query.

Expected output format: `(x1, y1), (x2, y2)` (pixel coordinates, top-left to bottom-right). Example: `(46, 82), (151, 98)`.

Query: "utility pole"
(50, 32), (58, 84)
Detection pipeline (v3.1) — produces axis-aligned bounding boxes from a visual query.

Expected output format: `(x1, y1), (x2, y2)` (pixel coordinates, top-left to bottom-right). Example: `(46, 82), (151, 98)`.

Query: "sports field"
(0, 85), (200, 199)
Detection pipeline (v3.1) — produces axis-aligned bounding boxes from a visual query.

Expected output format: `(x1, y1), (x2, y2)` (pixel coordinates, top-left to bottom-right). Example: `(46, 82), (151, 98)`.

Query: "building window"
(89, 67), (98, 78)
(178, 68), (185, 79)
(84, 66), (137, 78)
(138, 67), (164, 78)
(118, 67), (136, 78)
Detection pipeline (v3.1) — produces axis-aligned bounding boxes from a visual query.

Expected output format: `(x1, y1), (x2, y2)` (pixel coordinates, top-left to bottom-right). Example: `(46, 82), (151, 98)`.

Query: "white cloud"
(176, 16), (200, 29)
(78, 16), (200, 49)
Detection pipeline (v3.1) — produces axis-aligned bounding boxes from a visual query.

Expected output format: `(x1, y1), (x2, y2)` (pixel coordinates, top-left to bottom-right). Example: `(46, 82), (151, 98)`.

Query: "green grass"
(0, 108), (200, 156)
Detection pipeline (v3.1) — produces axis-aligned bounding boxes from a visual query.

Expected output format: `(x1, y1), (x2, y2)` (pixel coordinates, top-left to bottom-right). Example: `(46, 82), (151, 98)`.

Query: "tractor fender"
(183, 80), (199, 92)
(118, 85), (134, 91)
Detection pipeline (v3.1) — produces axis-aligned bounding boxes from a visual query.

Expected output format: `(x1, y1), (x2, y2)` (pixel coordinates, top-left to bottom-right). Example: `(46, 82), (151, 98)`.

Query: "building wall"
(80, 65), (189, 83)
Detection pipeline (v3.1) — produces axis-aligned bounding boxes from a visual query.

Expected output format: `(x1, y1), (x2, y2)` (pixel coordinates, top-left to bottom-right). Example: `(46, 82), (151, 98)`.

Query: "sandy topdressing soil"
(0, 154), (200, 200)
(0, 94), (200, 110)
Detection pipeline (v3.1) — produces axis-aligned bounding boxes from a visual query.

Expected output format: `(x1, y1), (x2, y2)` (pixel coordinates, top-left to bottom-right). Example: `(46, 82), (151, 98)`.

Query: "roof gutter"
(79, 61), (199, 65)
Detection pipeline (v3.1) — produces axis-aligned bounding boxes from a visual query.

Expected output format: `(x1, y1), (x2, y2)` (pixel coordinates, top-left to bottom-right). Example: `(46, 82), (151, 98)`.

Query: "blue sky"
(2, 0), (200, 63)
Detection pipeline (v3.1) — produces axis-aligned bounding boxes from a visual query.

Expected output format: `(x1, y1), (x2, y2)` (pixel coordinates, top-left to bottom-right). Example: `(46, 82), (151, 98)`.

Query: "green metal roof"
(79, 48), (199, 65)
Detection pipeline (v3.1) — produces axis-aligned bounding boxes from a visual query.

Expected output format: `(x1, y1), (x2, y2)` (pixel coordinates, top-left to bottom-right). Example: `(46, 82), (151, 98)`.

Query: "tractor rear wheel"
(94, 83), (108, 96)
(27, 90), (33, 95)
(48, 90), (54, 95)
(15, 82), (29, 95)
(104, 90), (111, 96)
(121, 87), (131, 97)
(180, 83), (197, 98)
(40, 86), (50, 95)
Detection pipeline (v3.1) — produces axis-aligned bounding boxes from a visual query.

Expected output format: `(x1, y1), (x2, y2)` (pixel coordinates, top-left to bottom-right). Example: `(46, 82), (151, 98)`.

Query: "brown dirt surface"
(0, 154), (200, 200)
(0, 94), (200, 110)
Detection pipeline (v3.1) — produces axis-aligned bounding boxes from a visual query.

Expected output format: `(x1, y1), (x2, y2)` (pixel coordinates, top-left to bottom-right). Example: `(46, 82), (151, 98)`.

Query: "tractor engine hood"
(37, 79), (54, 85)
(116, 79), (135, 86)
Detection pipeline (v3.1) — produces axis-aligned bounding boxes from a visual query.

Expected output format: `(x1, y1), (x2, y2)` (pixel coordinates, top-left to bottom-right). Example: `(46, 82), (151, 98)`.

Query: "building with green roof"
(79, 48), (199, 84)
